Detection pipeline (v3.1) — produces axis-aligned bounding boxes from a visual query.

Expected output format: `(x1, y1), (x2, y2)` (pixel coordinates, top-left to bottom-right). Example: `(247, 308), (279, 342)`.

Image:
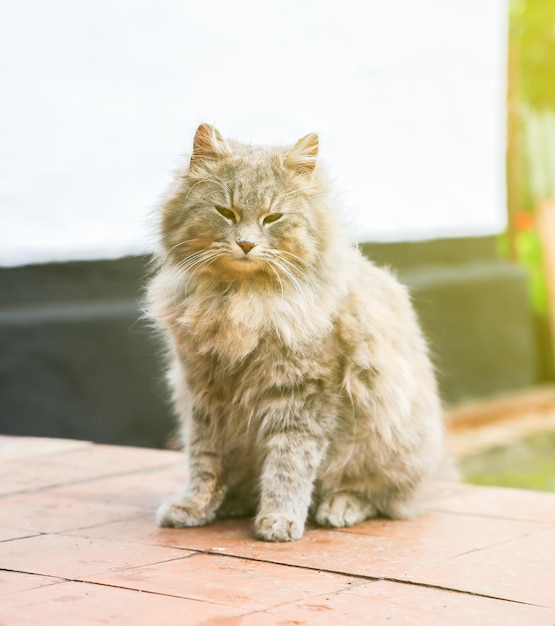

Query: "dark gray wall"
(359, 238), (547, 400)
(0, 257), (174, 447)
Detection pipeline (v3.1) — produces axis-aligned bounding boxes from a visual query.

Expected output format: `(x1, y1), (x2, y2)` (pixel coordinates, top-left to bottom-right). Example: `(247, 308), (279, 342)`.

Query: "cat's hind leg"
(315, 481), (428, 527)
(315, 491), (378, 528)
(374, 484), (426, 520)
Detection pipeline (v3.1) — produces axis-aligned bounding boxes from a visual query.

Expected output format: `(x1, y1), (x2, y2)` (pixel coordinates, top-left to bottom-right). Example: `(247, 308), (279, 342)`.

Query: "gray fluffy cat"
(148, 123), (445, 542)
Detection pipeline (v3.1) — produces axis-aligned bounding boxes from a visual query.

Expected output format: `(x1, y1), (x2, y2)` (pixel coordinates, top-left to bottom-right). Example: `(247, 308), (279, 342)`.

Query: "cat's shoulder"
(334, 249), (414, 355)
(343, 248), (409, 302)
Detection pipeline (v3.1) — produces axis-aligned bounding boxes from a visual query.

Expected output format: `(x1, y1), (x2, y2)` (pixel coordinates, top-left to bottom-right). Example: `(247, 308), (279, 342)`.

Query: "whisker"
(179, 252), (224, 299)
(265, 259), (285, 300)
(184, 178), (212, 201)
(277, 249), (316, 270)
(207, 173), (232, 196)
(161, 248), (225, 307)
(161, 239), (201, 265)
(176, 249), (223, 276)
(185, 175), (231, 203)
(272, 252), (319, 293)
(268, 258), (310, 316)
(272, 188), (304, 209)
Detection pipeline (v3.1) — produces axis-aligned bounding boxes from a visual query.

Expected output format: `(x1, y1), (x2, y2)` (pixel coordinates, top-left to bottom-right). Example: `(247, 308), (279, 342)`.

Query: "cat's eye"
(215, 206), (237, 223)
(262, 212), (283, 226)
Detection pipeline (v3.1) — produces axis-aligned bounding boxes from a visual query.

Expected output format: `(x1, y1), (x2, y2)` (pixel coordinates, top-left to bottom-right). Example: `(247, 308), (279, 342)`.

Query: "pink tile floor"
(1, 435), (554, 625)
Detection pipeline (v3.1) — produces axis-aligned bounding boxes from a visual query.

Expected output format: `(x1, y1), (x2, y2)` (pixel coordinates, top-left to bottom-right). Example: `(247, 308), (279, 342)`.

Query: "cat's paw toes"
(315, 492), (377, 528)
(156, 498), (216, 528)
(254, 513), (304, 542)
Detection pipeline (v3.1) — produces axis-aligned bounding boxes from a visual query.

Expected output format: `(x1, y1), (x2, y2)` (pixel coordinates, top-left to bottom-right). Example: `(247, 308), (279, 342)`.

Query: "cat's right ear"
(190, 124), (231, 168)
(284, 133), (319, 176)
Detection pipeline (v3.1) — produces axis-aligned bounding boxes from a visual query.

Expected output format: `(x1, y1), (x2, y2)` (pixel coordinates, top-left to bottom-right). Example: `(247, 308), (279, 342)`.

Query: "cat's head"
(159, 124), (334, 288)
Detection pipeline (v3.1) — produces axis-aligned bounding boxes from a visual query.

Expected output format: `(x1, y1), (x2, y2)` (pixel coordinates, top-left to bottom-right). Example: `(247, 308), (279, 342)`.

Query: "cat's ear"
(190, 123), (231, 168)
(284, 133), (319, 176)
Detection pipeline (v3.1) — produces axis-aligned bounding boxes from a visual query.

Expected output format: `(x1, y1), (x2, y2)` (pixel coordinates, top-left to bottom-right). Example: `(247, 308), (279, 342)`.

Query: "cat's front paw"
(254, 513), (304, 542)
(157, 497), (217, 528)
(315, 492), (377, 528)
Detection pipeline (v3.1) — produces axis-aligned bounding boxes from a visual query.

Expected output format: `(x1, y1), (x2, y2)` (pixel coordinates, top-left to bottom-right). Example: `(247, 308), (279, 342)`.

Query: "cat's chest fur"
(175, 283), (337, 366)
(169, 284), (344, 432)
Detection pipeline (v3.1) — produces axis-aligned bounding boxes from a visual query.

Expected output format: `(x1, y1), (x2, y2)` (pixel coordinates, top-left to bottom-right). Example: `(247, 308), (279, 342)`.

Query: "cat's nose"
(236, 240), (257, 255)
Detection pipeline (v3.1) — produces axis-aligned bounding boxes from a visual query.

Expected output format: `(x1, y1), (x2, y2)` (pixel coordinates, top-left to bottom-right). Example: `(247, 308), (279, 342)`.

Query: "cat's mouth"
(227, 255), (264, 271)
(207, 253), (268, 281)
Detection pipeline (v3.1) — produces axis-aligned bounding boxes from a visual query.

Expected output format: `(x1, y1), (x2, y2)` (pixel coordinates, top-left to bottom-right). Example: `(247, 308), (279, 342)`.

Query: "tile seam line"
(0, 463), (183, 499)
(0, 568), (243, 609)
(0, 570), (68, 596)
(331, 519), (554, 555)
(0, 532), (43, 544)
(0, 552), (196, 584)
(175, 549), (551, 609)
(76, 577), (345, 612)
(55, 571), (371, 614)
(51, 513), (152, 535)
(430, 506), (555, 525)
(2, 558), (550, 611)
(433, 524), (555, 563)
(2, 516), (150, 537)
(0, 567), (309, 614)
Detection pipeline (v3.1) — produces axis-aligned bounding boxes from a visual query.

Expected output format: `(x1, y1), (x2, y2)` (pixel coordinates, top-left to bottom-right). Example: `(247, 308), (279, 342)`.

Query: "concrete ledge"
(405, 261), (538, 402)
(0, 257), (173, 447)
(447, 384), (555, 457)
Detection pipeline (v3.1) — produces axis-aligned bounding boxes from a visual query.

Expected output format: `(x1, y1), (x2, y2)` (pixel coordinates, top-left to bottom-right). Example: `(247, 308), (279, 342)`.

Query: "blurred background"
(0, 1), (554, 489)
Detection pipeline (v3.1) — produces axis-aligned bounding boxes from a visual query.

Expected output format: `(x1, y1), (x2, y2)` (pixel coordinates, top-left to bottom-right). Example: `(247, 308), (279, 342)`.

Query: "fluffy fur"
(148, 123), (445, 542)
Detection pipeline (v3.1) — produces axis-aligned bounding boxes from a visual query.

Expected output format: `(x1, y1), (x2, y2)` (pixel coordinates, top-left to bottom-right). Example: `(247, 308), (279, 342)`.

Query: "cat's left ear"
(190, 123), (232, 168)
(284, 133), (319, 176)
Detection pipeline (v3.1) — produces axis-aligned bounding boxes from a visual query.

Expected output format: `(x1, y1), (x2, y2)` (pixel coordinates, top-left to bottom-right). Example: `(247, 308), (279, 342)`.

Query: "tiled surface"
(0, 533), (189, 579)
(238, 581), (555, 626)
(3, 580), (247, 625)
(2, 436), (555, 625)
(0, 570), (63, 596)
(431, 482), (555, 523)
(88, 553), (360, 611)
(413, 526), (555, 607)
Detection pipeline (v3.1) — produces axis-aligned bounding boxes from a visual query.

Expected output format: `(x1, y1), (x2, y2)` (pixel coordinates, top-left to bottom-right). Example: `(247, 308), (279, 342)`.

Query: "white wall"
(0, 0), (507, 266)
